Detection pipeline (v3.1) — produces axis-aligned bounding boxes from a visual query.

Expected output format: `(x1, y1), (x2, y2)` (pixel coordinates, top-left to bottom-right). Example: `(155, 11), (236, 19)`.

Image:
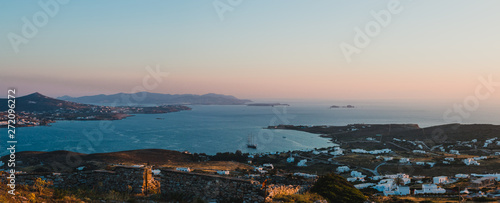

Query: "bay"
(2, 101), (499, 156)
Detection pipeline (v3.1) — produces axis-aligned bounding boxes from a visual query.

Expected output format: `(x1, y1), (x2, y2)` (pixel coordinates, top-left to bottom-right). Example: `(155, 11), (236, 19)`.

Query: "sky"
(1, 0), (500, 103)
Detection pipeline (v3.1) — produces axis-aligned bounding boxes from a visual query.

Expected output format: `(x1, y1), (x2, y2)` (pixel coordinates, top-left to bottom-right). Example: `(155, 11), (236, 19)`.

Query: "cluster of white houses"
(351, 148), (392, 155)
(395, 154), (490, 167)
(341, 166), (500, 196)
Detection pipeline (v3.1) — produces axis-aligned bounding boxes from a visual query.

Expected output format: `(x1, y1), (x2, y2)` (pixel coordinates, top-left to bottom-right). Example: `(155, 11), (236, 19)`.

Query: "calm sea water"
(2, 101), (499, 155)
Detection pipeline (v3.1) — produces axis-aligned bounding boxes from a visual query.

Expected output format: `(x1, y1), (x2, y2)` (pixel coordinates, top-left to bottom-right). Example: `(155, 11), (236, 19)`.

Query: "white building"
(399, 158), (410, 164)
(384, 173), (409, 179)
(152, 169), (161, 175)
(383, 186), (410, 196)
(433, 176), (449, 184)
(445, 157), (455, 161)
(384, 174), (411, 185)
(455, 174), (470, 178)
(470, 173), (500, 181)
(351, 148), (392, 155)
(416, 162), (425, 165)
(414, 184), (446, 194)
(351, 171), (365, 178)
(287, 156), (295, 163)
(401, 178), (411, 185)
(484, 138), (497, 147)
(413, 150), (426, 154)
(473, 156), (487, 160)
(351, 149), (366, 153)
(217, 170), (230, 175)
(297, 159), (307, 167)
(293, 172), (317, 179)
(463, 158), (480, 166)
(176, 167), (192, 172)
(255, 167), (267, 174)
(374, 179), (394, 192)
(336, 166), (350, 173)
(374, 183), (394, 192)
(450, 150), (460, 155)
(330, 147), (344, 156)
(262, 163), (274, 169)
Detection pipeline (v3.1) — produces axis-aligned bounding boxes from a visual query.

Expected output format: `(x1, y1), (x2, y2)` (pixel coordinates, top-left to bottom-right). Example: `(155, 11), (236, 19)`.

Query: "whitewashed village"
(253, 124), (500, 201)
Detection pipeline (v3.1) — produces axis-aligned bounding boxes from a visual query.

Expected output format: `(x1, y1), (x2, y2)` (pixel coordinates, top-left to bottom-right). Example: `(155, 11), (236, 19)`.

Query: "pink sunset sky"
(1, 0), (499, 103)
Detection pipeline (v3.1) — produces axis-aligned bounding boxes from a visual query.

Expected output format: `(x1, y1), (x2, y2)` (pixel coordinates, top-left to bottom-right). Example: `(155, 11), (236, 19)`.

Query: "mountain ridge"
(0, 92), (97, 112)
(57, 92), (252, 105)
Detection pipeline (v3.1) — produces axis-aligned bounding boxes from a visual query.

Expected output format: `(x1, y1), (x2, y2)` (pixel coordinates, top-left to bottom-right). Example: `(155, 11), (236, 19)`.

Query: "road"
(361, 162), (386, 176)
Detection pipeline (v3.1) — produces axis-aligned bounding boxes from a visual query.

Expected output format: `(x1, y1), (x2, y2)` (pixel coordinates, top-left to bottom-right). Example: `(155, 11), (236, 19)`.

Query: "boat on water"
(247, 134), (257, 149)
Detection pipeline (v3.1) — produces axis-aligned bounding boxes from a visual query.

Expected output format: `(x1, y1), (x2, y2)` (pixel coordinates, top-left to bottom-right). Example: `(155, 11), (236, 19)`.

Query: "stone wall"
(6, 166), (155, 194)
(160, 169), (265, 202)
(2, 166), (309, 203)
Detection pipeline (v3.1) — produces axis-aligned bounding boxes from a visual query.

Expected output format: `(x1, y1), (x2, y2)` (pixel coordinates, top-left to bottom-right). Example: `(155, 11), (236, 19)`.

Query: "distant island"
(58, 92), (252, 106)
(247, 103), (290, 107)
(330, 105), (355, 108)
(0, 92), (191, 128)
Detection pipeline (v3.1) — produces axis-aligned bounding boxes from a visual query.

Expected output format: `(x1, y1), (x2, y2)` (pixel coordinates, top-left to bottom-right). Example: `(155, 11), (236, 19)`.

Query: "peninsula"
(0, 92), (191, 128)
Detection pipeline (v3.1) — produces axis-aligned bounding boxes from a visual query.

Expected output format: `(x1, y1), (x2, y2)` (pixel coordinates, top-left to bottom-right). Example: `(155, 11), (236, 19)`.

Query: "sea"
(2, 100), (499, 156)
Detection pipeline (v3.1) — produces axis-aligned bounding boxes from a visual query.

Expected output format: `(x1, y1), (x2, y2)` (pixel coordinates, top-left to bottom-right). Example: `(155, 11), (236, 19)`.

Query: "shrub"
(34, 177), (52, 194)
(273, 192), (326, 203)
(471, 197), (497, 202)
(310, 173), (367, 203)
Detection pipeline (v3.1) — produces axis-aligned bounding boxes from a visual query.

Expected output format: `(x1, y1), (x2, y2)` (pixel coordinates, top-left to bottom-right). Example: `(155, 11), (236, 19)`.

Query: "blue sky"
(1, 0), (499, 103)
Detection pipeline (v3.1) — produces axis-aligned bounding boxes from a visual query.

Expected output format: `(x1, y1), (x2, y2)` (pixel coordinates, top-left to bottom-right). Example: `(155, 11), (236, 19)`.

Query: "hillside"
(0, 92), (96, 112)
(271, 123), (500, 144)
(58, 92), (252, 105)
(0, 149), (254, 173)
(0, 149), (192, 171)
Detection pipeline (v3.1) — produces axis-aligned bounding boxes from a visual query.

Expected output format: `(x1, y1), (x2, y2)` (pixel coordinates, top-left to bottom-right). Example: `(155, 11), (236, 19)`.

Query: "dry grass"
(372, 196), (461, 203)
(377, 158), (500, 177)
(160, 161), (254, 172)
(333, 154), (384, 169)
